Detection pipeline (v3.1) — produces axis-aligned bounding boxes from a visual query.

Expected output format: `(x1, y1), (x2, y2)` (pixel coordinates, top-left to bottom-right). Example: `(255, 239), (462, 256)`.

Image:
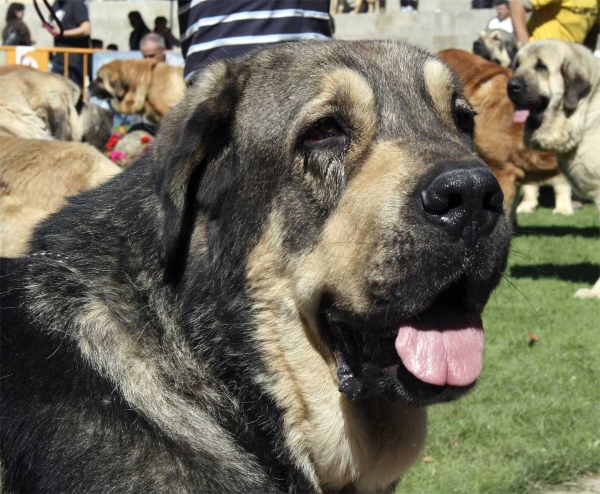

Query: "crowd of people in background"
(1, 1), (180, 87)
(1, 0), (598, 88)
(481, 0), (598, 52)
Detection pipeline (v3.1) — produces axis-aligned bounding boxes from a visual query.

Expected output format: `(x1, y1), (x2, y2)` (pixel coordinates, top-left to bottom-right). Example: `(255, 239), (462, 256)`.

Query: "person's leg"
(67, 63), (84, 88)
(68, 54), (85, 89)
(51, 54), (64, 76)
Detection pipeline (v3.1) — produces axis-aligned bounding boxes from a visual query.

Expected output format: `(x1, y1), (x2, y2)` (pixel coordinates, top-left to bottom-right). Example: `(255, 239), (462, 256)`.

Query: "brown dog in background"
(92, 59), (186, 124)
(438, 49), (567, 215)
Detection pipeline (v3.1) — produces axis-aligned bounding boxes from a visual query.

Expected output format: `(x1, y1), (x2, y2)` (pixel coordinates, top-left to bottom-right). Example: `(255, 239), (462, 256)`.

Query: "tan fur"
(248, 143), (429, 493)
(424, 59), (455, 130)
(244, 56), (491, 489)
(0, 70), (82, 141)
(0, 64), (37, 77)
(475, 29), (520, 68)
(95, 59), (186, 124)
(0, 138), (121, 256)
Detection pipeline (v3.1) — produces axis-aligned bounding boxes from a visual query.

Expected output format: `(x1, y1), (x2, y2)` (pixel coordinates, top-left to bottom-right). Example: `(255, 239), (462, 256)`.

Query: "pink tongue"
(513, 109), (530, 123)
(395, 311), (484, 387)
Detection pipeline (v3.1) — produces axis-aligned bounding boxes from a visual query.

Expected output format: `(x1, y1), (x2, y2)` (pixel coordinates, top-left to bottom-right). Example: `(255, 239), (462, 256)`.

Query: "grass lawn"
(397, 203), (600, 494)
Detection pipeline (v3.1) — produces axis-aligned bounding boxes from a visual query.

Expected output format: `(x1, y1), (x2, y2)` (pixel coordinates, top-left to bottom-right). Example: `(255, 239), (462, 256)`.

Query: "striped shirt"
(178, 0), (332, 81)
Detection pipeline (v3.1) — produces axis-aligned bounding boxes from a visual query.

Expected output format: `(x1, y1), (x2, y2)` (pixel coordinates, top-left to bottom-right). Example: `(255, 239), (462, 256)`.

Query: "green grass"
(397, 204), (600, 494)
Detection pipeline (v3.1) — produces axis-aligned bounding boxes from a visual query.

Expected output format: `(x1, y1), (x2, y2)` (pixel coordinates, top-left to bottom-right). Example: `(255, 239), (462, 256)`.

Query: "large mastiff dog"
(473, 29), (521, 68)
(0, 41), (510, 493)
(0, 70), (119, 257)
(508, 39), (600, 298)
(0, 138), (120, 257)
(0, 69), (111, 147)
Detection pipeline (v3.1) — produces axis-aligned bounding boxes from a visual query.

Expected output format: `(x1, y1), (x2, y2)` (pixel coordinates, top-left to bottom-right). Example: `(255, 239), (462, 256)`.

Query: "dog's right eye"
(301, 117), (346, 145)
(535, 60), (548, 74)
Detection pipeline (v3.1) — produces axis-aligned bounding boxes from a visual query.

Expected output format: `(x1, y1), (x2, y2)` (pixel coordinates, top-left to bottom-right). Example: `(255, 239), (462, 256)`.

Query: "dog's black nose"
(421, 167), (504, 243)
(507, 77), (523, 96)
(473, 40), (482, 51)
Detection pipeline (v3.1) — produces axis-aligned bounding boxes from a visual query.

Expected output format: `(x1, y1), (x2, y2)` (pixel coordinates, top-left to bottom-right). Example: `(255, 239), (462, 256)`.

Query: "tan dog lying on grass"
(0, 70), (120, 256)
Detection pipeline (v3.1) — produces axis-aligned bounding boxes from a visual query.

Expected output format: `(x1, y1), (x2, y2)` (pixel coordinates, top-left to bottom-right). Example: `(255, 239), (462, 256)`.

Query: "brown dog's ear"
(153, 59), (244, 282)
(561, 57), (591, 113)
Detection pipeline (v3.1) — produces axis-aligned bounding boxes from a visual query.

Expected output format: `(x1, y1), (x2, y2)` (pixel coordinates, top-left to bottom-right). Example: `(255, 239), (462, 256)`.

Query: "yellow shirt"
(527, 0), (599, 43)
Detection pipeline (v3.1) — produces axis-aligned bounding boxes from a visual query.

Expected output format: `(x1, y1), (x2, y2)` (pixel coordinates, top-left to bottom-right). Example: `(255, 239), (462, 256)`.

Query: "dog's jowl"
(0, 41), (510, 493)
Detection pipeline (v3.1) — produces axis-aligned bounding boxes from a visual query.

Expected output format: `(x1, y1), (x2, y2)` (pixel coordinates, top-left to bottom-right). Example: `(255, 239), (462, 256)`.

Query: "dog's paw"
(516, 201), (537, 214)
(552, 205), (574, 215)
(573, 288), (600, 299)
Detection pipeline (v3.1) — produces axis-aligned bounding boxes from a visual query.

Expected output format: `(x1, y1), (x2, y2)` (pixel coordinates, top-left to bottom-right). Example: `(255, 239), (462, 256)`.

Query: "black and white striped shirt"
(178, 0), (332, 81)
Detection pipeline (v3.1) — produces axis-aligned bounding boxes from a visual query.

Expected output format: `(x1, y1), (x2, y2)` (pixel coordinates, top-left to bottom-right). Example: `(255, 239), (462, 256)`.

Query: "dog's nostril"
(447, 193), (462, 211)
(483, 190), (503, 212)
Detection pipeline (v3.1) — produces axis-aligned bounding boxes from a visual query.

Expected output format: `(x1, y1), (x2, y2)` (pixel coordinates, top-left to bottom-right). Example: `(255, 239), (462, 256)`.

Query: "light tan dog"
(438, 49), (562, 216)
(472, 29), (521, 68)
(509, 39), (600, 298)
(92, 59), (185, 124)
(0, 64), (37, 77)
(0, 71), (119, 256)
(0, 138), (120, 257)
(469, 34), (574, 216)
(0, 70), (83, 140)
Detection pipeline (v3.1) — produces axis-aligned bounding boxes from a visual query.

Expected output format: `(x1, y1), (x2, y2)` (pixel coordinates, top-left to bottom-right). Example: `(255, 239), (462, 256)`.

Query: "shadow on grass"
(514, 226), (599, 238)
(510, 263), (599, 283)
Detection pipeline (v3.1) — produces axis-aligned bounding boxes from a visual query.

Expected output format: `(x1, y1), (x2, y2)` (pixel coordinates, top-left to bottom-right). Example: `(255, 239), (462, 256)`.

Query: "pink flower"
(110, 150), (128, 162)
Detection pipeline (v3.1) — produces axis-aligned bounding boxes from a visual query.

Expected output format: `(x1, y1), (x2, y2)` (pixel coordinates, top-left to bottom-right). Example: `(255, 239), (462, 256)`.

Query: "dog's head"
(154, 41), (510, 407)
(0, 71), (83, 140)
(79, 102), (112, 150)
(91, 59), (157, 115)
(473, 29), (520, 68)
(508, 39), (596, 152)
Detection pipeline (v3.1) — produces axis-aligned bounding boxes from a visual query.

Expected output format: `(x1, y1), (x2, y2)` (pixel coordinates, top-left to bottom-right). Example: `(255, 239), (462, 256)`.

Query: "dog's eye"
(453, 98), (476, 136)
(535, 60), (548, 74)
(303, 118), (346, 144)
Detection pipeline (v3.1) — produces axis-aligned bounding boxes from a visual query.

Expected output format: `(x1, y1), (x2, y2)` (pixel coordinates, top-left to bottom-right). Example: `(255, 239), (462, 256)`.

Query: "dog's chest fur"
(557, 90), (600, 201)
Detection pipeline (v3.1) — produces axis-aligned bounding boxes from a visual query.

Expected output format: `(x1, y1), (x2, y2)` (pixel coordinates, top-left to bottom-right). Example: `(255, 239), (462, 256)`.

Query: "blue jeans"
(51, 53), (84, 88)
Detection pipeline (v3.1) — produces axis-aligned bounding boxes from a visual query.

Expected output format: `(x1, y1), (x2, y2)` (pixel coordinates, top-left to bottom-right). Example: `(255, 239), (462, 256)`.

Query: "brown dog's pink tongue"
(513, 109), (530, 123)
(395, 312), (484, 387)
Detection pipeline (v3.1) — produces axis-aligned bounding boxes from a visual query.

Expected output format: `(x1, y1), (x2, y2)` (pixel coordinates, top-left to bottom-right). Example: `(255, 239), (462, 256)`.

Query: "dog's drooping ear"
(153, 59), (243, 282)
(508, 37), (521, 64)
(561, 57), (592, 113)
